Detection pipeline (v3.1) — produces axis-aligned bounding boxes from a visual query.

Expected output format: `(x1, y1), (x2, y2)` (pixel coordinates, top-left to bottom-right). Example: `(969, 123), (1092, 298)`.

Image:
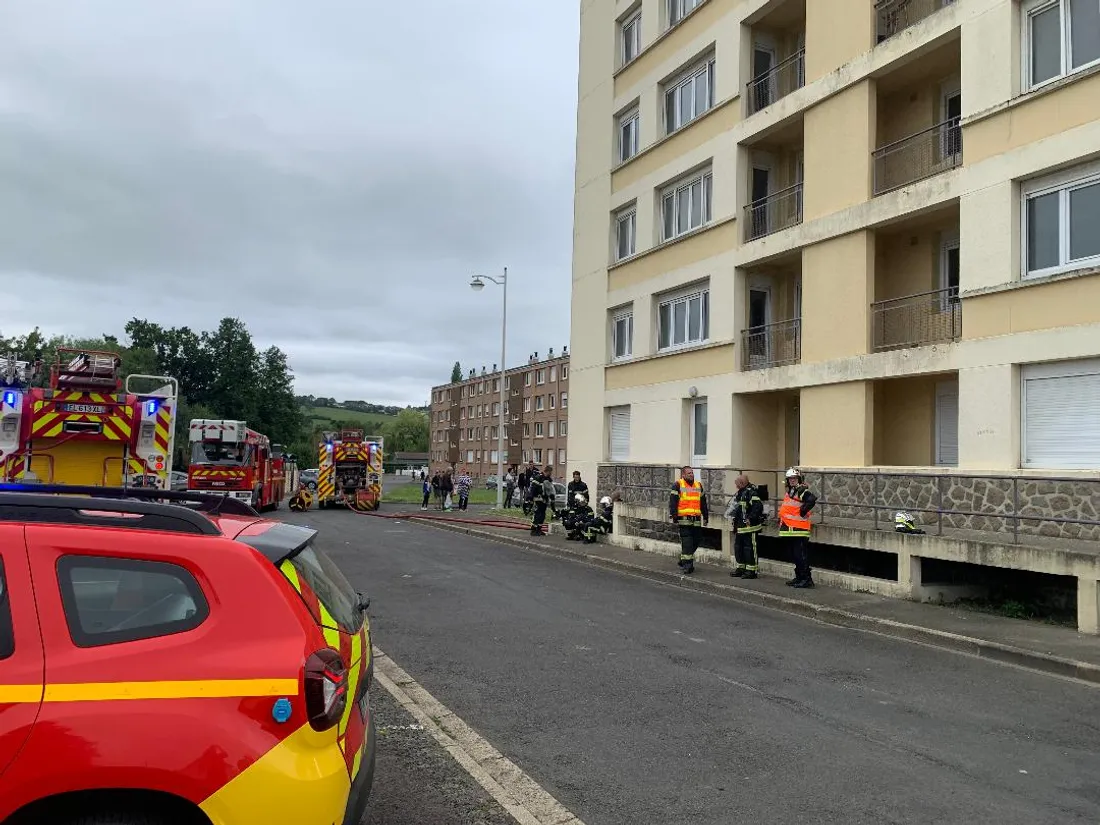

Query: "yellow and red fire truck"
(187, 419), (289, 511)
(315, 429), (384, 511)
(0, 349), (177, 487)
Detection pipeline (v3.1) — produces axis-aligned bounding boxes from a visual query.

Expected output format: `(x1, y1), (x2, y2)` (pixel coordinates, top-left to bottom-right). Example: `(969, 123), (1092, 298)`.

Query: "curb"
(411, 517), (1100, 687)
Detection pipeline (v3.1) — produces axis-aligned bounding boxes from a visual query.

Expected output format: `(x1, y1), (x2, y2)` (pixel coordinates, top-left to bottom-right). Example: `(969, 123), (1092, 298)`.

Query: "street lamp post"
(470, 267), (508, 511)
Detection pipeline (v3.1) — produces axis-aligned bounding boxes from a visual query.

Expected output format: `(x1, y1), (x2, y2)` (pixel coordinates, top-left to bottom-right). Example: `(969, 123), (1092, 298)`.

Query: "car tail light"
(304, 648), (348, 731)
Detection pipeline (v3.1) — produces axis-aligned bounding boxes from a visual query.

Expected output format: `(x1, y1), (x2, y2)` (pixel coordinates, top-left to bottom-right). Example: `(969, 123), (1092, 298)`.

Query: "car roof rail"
(0, 484), (261, 535)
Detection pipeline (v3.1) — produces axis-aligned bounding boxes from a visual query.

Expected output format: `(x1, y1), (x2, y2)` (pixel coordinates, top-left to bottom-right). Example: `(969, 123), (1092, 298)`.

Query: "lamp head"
(469, 276), (485, 292)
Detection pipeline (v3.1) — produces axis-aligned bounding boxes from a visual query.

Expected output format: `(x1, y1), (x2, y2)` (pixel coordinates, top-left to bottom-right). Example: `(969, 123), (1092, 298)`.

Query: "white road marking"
(373, 646), (587, 825)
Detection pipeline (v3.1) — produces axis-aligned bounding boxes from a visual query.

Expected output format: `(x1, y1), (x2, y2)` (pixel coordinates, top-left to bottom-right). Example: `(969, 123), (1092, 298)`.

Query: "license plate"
(61, 403), (107, 414)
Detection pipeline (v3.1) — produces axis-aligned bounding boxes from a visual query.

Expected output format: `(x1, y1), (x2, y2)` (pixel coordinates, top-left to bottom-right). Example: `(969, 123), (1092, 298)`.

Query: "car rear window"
(0, 558), (13, 659)
(285, 544), (363, 634)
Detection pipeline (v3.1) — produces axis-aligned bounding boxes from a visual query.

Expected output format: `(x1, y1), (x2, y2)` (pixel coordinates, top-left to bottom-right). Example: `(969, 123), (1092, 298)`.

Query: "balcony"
(740, 318), (801, 370)
(747, 49), (806, 115)
(872, 288), (961, 351)
(876, 0), (955, 42)
(744, 183), (803, 241)
(872, 119), (961, 194)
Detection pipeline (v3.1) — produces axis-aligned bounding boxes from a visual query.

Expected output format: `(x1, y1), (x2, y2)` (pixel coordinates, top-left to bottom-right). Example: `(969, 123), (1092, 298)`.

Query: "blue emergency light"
(2, 391), (14, 407)
(146, 400), (158, 416)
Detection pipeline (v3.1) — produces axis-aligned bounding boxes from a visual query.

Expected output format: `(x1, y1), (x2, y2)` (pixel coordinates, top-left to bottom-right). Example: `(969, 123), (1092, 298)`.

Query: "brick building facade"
(429, 348), (570, 482)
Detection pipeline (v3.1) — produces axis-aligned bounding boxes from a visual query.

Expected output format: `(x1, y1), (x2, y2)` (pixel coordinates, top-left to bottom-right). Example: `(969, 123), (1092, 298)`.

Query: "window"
(561, 393), (568, 408)
(668, 0), (704, 26)
(490, 450), (499, 464)
(524, 398), (532, 412)
(618, 109), (639, 163)
(536, 422), (544, 438)
(662, 170), (713, 240)
(664, 58), (715, 133)
(1022, 358), (1100, 468)
(534, 449), (543, 463)
(1024, 165), (1100, 278)
(536, 396), (545, 411)
(612, 311), (634, 360)
(609, 407), (631, 462)
(58, 556), (209, 648)
(466, 450), (474, 463)
(550, 366), (558, 381)
(935, 381), (959, 467)
(1024, 0), (1100, 89)
(562, 366), (569, 380)
(658, 287), (710, 350)
(560, 419), (568, 436)
(621, 11), (641, 65)
(550, 394), (556, 409)
(537, 369), (546, 384)
(522, 450), (530, 462)
(549, 421), (557, 437)
(690, 399), (708, 466)
(493, 379), (500, 392)
(559, 449), (567, 464)
(525, 372), (532, 386)
(0, 558), (13, 659)
(547, 450), (555, 466)
(615, 207), (637, 261)
(492, 402), (501, 416)
(491, 426), (499, 439)
(524, 423), (531, 437)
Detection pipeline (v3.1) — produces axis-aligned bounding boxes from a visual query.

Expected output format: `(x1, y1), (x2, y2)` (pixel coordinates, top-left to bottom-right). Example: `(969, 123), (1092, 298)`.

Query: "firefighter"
(564, 493), (593, 541)
(669, 466), (708, 574)
(583, 495), (614, 544)
(528, 467), (553, 536)
(567, 470), (589, 505)
(779, 467), (818, 588)
(725, 474), (764, 579)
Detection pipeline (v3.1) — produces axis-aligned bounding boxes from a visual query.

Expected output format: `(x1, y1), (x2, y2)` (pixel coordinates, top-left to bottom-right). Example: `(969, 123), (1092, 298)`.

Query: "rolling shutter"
(609, 409), (631, 462)
(1022, 360), (1100, 469)
(935, 382), (959, 467)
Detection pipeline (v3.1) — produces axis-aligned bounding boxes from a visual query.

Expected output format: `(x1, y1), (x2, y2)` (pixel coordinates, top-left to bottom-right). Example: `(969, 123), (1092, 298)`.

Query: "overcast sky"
(0, 1), (578, 406)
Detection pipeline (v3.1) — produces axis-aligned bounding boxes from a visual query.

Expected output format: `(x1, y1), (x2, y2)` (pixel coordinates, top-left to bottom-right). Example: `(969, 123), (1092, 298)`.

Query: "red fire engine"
(187, 419), (287, 510)
(0, 349), (177, 487)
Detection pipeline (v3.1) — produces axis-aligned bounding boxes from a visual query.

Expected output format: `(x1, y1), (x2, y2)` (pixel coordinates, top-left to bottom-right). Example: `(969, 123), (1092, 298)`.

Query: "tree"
(256, 346), (305, 444)
(381, 409), (429, 457)
(451, 361), (462, 383)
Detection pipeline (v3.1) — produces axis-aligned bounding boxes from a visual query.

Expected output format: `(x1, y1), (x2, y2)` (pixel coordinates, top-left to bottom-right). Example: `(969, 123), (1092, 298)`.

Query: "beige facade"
(429, 350), (571, 482)
(570, 0), (1100, 482)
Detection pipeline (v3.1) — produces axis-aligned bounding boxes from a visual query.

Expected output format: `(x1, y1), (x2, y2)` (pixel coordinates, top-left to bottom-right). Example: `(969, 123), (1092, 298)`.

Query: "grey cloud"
(0, 0), (578, 404)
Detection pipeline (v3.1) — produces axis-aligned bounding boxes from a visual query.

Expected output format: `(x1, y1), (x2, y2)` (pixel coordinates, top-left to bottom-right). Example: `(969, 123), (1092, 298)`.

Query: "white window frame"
(534, 448), (543, 464)
(664, 57), (716, 134)
(559, 449), (567, 464)
(621, 11), (641, 66)
(560, 419), (568, 436)
(690, 398), (708, 468)
(661, 169), (713, 241)
(934, 380), (960, 468)
(466, 450), (474, 463)
(1022, 162), (1100, 279)
(525, 372), (532, 387)
(614, 207), (637, 261)
(550, 366), (557, 382)
(536, 396), (545, 411)
(618, 108), (639, 164)
(657, 285), (711, 352)
(537, 369), (546, 385)
(562, 393), (568, 408)
(523, 423), (531, 437)
(562, 366), (569, 380)
(550, 394), (556, 409)
(608, 406), (631, 462)
(668, 0), (704, 27)
(1022, 0), (1100, 91)
(523, 397), (532, 413)
(612, 310), (634, 361)
(549, 421), (556, 437)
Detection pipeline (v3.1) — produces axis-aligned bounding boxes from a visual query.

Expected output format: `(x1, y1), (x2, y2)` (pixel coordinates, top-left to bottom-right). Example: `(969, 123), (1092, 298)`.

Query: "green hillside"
(303, 405), (396, 432)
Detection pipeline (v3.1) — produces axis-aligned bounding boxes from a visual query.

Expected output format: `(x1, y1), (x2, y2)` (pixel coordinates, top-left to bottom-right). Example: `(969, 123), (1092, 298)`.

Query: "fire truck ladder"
(52, 349), (123, 391)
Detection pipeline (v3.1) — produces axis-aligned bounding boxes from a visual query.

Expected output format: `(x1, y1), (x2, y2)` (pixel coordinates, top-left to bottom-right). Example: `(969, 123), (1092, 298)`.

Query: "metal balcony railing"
(873, 117), (962, 195)
(744, 182), (804, 241)
(875, 0), (953, 41)
(746, 49), (806, 115)
(740, 318), (801, 370)
(871, 287), (961, 351)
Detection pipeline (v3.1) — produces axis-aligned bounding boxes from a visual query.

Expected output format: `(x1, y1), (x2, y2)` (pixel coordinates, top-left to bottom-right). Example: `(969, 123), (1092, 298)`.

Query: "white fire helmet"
(600, 496), (612, 506)
(785, 467), (802, 480)
(574, 493), (587, 504)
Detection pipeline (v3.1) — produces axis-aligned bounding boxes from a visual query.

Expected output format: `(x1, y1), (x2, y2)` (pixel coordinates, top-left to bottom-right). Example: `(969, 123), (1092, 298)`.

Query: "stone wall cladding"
(620, 516), (722, 550)
(599, 464), (1100, 545)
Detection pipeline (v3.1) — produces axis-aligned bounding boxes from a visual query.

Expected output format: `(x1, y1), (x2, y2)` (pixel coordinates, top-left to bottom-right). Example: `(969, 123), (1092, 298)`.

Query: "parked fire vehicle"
(0, 349), (177, 488)
(315, 430), (384, 511)
(187, 419), (287, 511)
(273, 442), (300, 496)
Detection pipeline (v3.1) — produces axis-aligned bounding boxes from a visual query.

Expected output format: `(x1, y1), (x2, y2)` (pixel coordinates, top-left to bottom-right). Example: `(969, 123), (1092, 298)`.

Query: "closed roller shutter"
(609, 409), (631, 462)
(1022, 360), (1100, 469)
(935, 381), (959, 467)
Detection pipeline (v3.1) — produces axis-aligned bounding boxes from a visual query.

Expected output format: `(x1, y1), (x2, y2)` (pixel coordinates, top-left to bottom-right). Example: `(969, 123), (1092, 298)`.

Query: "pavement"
(364, 679), (514, 825)
(288, 506), (1100, 825)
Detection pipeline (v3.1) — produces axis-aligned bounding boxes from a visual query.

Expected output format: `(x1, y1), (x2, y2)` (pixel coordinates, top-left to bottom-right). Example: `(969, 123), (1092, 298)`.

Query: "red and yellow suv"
(0, 484), (375, 825)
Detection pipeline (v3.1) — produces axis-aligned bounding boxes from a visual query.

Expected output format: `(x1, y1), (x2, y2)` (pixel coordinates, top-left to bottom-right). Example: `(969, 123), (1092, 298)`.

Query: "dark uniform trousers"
(734, 530), (760, 572)
(678, 517), (703, 569)
(531, 498), (548, 534)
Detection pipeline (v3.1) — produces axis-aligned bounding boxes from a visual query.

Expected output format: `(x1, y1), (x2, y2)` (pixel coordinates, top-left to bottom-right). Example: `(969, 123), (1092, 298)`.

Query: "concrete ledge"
(411, 517), (1100, 687)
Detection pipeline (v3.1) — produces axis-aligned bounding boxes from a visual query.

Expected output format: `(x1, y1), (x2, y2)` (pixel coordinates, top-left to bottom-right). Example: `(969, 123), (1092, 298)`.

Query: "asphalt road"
(363, 682), (513, 825)
(294, 509), (1100, 825)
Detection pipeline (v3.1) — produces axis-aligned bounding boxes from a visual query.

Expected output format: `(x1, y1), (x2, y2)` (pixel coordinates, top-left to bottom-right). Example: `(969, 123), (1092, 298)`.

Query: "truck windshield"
(191, 441), (252, 465)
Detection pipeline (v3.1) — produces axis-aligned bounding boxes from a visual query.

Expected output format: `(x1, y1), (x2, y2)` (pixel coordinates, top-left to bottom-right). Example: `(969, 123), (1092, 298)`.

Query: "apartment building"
(569, 0), (1100, 630)
(570, 0), (1100, 480)
(429, 349), (571, 479)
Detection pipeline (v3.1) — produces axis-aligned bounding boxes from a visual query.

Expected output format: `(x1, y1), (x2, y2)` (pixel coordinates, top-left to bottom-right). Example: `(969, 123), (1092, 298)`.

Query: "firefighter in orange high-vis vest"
(779, 467), (818, 588)
(669, 466), (709, 575)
